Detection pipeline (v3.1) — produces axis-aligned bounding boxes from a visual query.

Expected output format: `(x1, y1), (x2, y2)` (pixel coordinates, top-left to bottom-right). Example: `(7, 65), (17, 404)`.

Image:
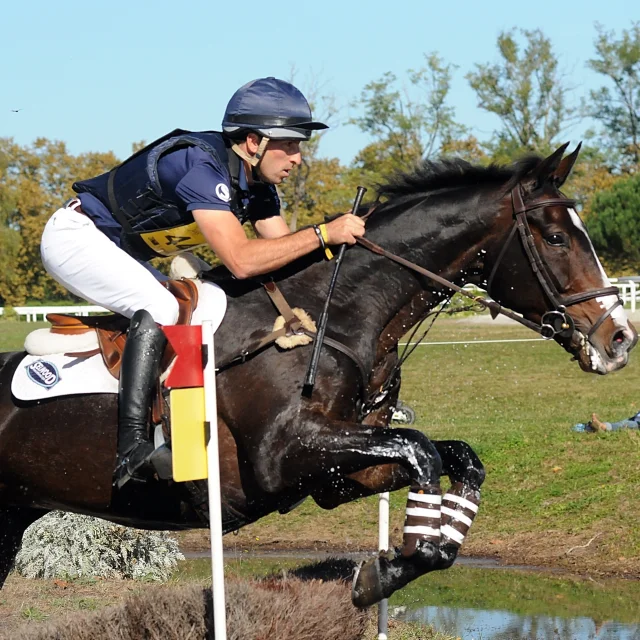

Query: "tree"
(586, 22), (640, 170)
(563, 145), (618, 218)
(439, 135), (488, 164)
(0, 138), (117, 305)
(587, 172), (640, 272)
(0, 145), (21, 306)
(467, 29), (577, 160)
(350, 54), (466, 183)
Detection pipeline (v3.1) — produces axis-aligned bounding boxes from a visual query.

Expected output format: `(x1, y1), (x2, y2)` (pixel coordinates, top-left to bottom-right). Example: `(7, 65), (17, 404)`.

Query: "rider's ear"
(521, 142), (570, 193)
(550, 142), (582, 188)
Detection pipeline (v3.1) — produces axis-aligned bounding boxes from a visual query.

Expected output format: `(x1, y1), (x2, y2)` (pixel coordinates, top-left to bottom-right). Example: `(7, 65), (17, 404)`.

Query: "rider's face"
(256, 139), (302, 184)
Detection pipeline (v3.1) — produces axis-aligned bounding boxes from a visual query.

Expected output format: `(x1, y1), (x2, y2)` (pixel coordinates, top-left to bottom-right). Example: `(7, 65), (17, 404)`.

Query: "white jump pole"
(378, 491), (390, 640)
(202, 320), (227, 640)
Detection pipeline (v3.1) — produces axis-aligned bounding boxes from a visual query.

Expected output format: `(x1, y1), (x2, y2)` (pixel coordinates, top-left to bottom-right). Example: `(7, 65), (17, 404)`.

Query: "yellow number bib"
(139, 221), (206, 256)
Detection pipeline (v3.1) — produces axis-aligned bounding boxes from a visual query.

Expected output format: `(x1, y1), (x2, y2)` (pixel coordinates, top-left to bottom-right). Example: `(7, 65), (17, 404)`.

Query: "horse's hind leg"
(0, 507), (46, 589)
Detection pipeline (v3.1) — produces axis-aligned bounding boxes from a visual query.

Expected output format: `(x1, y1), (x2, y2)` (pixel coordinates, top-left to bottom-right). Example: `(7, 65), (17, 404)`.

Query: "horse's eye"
(545, 234), (566, 247)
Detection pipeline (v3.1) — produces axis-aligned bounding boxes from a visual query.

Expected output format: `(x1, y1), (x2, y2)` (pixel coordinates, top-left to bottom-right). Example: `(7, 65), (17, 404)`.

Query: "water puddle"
(391, 565), (640, 640)
(397, 604), (639, 639)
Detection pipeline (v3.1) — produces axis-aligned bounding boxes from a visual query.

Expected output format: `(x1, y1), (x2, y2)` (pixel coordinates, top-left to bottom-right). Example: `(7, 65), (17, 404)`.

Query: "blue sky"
(1, 0), (637, 164)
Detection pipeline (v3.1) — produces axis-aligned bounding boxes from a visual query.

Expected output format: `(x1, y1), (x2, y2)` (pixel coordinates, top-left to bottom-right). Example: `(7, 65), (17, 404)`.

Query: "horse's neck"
(324, 194), (499, 369)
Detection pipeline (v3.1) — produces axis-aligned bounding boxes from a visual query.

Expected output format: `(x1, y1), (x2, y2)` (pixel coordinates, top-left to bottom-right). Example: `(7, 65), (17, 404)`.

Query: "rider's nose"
(290, 151), (302, 167)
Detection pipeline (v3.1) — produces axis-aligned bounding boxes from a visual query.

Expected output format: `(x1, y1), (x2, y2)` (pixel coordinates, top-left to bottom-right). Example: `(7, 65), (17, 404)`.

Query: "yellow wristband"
(318, 224), (334, 260)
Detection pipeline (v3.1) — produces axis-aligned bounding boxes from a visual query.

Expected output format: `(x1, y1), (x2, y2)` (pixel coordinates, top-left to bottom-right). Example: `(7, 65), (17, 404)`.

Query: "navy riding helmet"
(222, 77), (328, 141)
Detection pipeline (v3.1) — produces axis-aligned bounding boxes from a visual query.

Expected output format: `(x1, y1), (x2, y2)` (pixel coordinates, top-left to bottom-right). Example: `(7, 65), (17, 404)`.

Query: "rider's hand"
(324, 214), (365, 245)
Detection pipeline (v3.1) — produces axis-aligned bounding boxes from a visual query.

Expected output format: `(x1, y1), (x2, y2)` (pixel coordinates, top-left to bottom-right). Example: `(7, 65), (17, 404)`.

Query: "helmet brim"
(223, 122), (328, 141)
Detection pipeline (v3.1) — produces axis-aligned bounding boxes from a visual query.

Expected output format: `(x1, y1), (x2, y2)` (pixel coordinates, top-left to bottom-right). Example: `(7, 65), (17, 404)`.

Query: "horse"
(0, 143), (636, 606)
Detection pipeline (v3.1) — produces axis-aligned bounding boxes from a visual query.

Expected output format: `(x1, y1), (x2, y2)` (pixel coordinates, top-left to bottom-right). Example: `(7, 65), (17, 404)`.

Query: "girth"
(215, 281), (369, 396)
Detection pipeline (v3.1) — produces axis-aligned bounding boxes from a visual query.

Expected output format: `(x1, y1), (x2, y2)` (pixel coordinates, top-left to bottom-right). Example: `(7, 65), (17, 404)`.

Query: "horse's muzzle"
(565, 321), (638, 375)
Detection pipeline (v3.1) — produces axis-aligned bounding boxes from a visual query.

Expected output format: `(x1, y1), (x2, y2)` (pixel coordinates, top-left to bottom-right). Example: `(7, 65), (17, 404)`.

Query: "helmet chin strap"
(231, 136), (270, 168)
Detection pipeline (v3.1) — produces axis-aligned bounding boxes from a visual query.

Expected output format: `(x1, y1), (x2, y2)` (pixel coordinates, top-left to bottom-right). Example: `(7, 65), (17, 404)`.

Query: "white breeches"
(41, 207), (180, 325)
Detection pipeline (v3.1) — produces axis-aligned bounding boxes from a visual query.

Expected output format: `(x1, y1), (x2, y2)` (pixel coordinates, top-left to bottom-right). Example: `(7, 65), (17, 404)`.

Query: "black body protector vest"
(73, 130), (251, 261)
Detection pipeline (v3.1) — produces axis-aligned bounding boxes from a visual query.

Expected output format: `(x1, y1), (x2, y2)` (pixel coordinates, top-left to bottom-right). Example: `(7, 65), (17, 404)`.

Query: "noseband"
(357, 183), (622, 342)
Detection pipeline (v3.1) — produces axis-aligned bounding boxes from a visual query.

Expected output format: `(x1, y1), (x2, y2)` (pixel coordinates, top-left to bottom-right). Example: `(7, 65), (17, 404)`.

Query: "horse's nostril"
(613, 330), (626, 345)
(611, 328), (635, 356)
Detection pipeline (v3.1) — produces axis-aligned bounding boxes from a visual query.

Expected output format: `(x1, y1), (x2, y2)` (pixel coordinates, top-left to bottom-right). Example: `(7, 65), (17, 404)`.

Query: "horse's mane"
(376, 155), (542, 200)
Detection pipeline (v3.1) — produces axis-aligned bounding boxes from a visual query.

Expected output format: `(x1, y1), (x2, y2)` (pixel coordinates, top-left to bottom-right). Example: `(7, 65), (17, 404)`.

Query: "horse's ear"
(522, 142), (571, 192)
(551, 142), (582, 187)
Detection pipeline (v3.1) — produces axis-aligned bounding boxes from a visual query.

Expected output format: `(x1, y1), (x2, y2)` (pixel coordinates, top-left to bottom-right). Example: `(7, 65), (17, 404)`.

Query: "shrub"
(0, 305), (18, 321)
(14, 511), (184, 581)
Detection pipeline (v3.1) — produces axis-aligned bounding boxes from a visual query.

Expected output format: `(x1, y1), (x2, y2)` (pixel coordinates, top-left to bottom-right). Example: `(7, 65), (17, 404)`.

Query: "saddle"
(46, 279), (199, 379)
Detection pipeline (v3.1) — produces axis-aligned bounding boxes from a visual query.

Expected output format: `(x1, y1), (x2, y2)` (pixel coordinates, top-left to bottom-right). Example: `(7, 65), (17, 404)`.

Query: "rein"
(357, 184), (621, 342)
(356, 235), (543, 333)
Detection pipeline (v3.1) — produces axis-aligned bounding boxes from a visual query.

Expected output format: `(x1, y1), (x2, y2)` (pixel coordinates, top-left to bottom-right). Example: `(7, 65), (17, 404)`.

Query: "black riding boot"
(114, 309), (167, 488)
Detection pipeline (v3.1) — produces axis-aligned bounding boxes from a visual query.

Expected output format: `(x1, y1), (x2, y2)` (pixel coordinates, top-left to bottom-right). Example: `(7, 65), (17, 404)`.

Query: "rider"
(40, 77), (366, 486)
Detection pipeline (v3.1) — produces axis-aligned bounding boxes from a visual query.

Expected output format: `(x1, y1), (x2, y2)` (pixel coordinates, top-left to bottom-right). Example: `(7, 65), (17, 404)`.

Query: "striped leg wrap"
(440, 482), (480, 548)
(401, 484), (441, 557)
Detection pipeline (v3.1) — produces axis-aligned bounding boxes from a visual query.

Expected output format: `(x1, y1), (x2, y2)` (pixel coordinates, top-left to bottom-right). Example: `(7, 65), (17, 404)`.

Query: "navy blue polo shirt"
(77, 146), (281, 248)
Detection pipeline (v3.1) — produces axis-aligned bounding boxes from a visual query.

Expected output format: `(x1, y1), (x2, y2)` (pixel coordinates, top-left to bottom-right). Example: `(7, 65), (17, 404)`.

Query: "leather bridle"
(357, 183), (622, 343)
(484, 184), (621, 341)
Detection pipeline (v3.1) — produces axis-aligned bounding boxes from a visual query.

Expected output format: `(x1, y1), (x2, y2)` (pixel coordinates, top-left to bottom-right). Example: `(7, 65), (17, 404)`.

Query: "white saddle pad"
(12, 280), (227, 402)
(12, 353), (119, 401)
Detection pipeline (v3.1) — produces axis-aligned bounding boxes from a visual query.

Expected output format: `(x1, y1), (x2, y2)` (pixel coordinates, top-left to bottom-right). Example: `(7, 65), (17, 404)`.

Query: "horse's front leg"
(250, 417), (450, 602)
(344, 439), (485, 607)
(311, 463), (409, 509)
(434, 440), (485, 567)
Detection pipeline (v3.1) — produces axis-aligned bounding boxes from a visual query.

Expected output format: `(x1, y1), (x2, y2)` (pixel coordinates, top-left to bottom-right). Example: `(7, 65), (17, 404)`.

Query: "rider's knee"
(144, 297), (180, 326)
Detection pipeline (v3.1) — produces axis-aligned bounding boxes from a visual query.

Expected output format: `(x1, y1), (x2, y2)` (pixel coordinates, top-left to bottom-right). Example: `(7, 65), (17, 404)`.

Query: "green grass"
(390, 564), (640, 622)
(400, 319), (640, 551)
(20, 605), (49, 621)
(0, 319), (49, 352)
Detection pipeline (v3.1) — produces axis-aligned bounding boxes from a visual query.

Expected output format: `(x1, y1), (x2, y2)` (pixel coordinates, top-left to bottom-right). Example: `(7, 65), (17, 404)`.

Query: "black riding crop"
(303, 186), (367, 394)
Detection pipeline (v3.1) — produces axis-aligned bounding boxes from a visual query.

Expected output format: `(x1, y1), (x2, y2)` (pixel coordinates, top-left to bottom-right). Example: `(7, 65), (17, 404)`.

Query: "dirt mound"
(3, 576), (369, 640)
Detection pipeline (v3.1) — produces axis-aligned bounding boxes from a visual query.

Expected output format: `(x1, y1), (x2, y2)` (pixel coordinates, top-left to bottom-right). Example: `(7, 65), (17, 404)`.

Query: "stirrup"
(114, 443), (172, 489)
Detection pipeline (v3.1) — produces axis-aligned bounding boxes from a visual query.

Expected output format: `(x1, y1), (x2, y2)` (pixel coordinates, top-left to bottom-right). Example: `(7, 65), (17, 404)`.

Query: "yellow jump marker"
(170, 387), (207, 481)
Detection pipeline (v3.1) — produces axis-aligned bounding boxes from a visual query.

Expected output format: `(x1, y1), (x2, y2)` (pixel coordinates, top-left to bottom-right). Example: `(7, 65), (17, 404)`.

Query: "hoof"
(352, 557), (384, 608)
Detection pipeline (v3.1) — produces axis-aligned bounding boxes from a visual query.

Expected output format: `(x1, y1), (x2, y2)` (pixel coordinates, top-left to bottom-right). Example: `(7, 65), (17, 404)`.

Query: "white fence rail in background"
(0, 305), (108, 322)
(0, 279), (638, 321)
(610, 278), (638, 313)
